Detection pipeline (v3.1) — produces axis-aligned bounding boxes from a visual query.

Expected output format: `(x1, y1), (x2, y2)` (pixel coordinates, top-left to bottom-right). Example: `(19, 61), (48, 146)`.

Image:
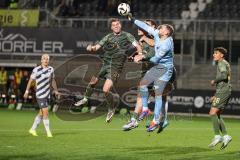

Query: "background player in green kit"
(208, 47), (232, 149)
(130, 19), (156, 115)
(74, 18), (142, 123)
(121, 19), (156, 131)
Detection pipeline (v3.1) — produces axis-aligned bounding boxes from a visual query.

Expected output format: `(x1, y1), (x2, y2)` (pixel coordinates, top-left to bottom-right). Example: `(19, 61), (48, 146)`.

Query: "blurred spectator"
(8, 79), (17, 104)
(9, 0), (19, 9)
(0, 67), (8, 95)
(14, 68), (23, 87)
(14, 68), (23, 101)
(0, 67), (37, 105)
(56, 0), (77, 17)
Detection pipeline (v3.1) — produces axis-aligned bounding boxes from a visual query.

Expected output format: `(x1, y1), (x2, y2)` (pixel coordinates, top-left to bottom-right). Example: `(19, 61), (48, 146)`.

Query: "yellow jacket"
(0, 71), (7, 85)
(15, 71), (23, 85)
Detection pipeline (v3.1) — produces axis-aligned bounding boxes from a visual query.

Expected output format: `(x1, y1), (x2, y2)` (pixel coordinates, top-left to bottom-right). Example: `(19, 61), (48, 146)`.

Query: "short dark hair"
(214, 47), (227, 57)
(109, 18), (120, 25)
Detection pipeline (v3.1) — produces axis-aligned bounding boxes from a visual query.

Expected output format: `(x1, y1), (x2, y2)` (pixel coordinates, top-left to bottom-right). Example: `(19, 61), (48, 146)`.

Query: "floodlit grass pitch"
(0, 110), (239, 160)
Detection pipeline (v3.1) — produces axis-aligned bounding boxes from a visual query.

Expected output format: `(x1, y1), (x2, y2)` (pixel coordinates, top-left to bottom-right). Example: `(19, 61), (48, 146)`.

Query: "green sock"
(159, 114), (165, 123)
(131, 112), (138, 119)
(105, 93), (114, 109)
(219, 117), (227, 135)
(211, 114), (220, 135)
(84, 84), (94, 98)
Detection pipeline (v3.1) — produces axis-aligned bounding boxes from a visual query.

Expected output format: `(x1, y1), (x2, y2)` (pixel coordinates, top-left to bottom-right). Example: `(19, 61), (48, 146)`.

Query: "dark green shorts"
(212, 91), (231, 109)
(98, 66), (120, 83)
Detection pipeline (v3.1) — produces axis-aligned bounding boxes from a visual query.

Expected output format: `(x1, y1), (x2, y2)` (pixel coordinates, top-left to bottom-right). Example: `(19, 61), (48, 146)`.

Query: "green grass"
(0, 109), (239, 160)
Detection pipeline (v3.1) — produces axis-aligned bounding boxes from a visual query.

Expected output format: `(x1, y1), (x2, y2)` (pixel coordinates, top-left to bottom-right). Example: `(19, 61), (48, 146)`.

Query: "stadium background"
(0, 0), (239, 115)
(0, 1), (240, 160)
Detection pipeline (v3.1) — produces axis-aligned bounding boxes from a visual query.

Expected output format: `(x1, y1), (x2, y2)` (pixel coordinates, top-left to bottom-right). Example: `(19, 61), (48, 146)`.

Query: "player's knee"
(209, 110), (216, 116)
(103, 87), (110, 93)
(155, 93), (163, 98)
(154, 86), (164, 96)
(42, 113), (48, 119)
(43, 111), (48, 116)
(42, 109), (48, 117)
(103, 83), (112, 93)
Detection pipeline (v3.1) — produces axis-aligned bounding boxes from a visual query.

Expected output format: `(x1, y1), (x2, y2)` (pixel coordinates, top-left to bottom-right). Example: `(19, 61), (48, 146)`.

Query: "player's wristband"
(25, 90), (29, 94)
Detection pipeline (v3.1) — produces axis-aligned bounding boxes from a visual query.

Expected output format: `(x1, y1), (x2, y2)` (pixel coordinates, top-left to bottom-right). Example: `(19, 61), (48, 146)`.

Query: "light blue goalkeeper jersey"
(134, 20), (174, 67)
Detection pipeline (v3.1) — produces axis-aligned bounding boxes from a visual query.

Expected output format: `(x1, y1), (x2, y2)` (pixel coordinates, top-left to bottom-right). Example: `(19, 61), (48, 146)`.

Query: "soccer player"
(74, 18), (142, 123)
(24, 54), (59, 137)
(126, 14), (174, 132)
(133, 19), (157, 117)
(208, 47), (232, 149)
(122, 19), (159, 130)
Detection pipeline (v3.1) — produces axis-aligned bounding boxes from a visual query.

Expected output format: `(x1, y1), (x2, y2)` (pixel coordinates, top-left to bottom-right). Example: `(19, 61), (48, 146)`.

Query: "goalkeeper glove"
(127, 13), (135, 22)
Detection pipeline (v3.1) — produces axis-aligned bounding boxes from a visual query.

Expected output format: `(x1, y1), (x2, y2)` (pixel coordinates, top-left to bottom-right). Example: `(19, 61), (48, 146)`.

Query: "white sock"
(131, 117), (136, 121)
(165, 101), (168, 119)
(214, 135), (222, 139)
(31, 115), (42, 130)
(153, 117), (159, 124)
(43, 118), (51, 133)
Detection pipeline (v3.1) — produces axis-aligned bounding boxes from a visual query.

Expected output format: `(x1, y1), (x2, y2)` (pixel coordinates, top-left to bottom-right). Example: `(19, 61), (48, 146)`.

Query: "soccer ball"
(117, 3), (130, 16)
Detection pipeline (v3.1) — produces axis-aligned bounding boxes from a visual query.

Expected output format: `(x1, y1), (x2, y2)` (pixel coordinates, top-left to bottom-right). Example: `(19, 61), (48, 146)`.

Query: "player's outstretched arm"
(127, 13), (158, 37)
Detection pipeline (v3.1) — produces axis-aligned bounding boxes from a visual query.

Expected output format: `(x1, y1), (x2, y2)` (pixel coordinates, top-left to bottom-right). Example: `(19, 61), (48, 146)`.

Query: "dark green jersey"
(215, 59), (231, 93)
(99, 31), (136, 71)
(140, 41), (155, 75)
(142, 41), (155, 60)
